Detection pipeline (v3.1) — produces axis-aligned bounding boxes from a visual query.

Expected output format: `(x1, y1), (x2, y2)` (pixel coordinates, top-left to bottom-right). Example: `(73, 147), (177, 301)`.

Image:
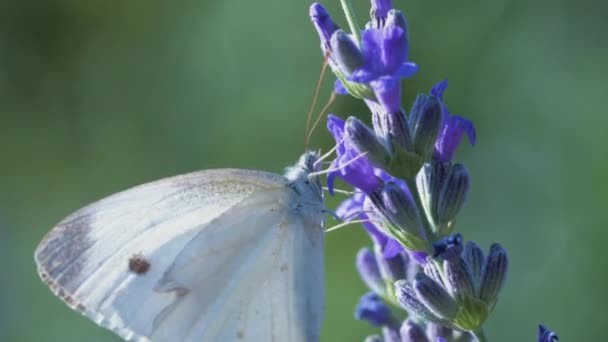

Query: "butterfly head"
(284, 151), (323, 198)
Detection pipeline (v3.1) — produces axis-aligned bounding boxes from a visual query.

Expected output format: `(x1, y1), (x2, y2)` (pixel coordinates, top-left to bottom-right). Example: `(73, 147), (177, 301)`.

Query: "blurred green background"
(1, 0), (605, 340)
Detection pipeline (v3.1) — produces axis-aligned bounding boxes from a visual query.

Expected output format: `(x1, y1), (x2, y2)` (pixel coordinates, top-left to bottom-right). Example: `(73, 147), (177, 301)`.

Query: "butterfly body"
(35, 152), (325, 342)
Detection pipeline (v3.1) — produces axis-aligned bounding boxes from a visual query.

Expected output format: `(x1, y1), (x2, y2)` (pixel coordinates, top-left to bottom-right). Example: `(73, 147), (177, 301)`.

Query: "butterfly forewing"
(35, 169), (324, 342)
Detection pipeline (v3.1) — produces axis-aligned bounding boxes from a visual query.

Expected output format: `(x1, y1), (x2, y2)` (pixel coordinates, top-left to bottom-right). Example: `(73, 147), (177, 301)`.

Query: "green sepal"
(453, 294), (489, 331)
(335, 72), (374, 99)
(383, 221), (430, 253)
(382, 280), (403, 309)
(388, 145), (424, 180)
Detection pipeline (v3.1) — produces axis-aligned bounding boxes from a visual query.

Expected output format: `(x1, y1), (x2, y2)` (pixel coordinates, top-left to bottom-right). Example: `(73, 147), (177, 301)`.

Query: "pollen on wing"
(128, 253), (151, 275)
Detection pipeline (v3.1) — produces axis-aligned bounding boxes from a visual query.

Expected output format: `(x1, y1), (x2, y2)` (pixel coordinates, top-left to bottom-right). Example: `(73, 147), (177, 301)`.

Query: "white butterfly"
(35, 151), (326, 342)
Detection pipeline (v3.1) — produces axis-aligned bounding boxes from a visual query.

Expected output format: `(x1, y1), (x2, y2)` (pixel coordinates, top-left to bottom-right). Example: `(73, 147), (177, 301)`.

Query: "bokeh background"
(1, 0), (606, 340)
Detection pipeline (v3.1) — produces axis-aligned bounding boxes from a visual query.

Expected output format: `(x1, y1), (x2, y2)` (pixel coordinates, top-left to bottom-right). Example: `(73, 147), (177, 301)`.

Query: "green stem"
(340, 0), (362, 43)
(471, 328), (488, 342)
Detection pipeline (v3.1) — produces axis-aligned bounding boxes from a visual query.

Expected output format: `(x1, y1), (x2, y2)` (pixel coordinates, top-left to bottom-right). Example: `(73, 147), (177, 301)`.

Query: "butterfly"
(34, 151), (326, 342)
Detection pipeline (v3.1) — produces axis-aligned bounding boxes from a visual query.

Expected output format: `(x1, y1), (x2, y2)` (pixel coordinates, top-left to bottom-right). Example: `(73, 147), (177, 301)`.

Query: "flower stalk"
(339, 0), (362, 43)
(307, 0), (555, 340)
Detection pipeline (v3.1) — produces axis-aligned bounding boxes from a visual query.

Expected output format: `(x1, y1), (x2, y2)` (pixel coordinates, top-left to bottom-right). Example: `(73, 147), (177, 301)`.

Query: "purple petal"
(371, 0), (393, 21)
(430, 79), (448, 99)
(381, 26), (408, 72)
(408, 250), (429, 265)
(327, 114), (346, 155)
(371, 79), (401, 114)
(310, 3), (340, 49)
(348, 67), (378, 84)
(538, 324), (559, 342)
(336, 193), (365, 220)
(337, 152), (380, 193)
(383, 239), (405, 258)
(352, 29), (384, 80)
(434, 115), (476, 161)
(363, 218), (389, 246)
(392, 62), (418, 79)
(334, 79), (349, 95)
(326, 159), (340, 196)
(355, 292), (393, 327)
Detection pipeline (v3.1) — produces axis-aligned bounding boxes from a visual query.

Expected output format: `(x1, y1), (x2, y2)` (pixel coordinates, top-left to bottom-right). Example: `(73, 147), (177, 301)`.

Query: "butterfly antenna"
(308, 151), (368, 179)
(304, 50), (331, 149)
(305, 91), (336, 148)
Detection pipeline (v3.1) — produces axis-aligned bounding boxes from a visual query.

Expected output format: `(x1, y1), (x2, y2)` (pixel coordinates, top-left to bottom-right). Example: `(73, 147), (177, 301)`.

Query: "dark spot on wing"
(280, 264), (287, 272)
(129, 253), (151, 274)
(35, 214), (94, 293)
(237, 331), (244, 339)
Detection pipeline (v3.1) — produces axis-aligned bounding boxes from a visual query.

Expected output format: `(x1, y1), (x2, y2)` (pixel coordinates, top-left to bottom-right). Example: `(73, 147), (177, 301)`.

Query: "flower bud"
(385, 9), (409, 42)
(409, 94), (443, 158)
(416, 160), (452, 232)
(423, 261), (447, 288)
(402, 239), (505, 334)
(387, 110), (413, 151)
(345, 116), (391, 168)
(310, 3), (339, 50)
(479, 244), (508, 307)
(432, 233), (463, 259)
(401, 320), (430, 342)
(330, 30), (365, 75)
(463, 241), (484, 285)
(443, 256), (475, 301)
(370, 0), (393, 27)
(413, 273), (459, 321)
(355, 292), (394, 326)
(381, 181), (423, 236)
(375, 245), (407, 283)
(357, 247), (386, 295)
(394, 279), (444, 324)
(436, 164), (470, 225)
(367, 182), (428, 251)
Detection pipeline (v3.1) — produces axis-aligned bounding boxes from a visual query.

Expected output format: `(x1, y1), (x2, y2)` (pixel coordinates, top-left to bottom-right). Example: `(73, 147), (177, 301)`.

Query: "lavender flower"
(336, 190), (405, 258)
(355, 292), (396, 327)
(395, 235), (508, 335)
(310, 3), (339, 52)
(538, 325), (559, 342)
(327, 115), (381, 194)
(430, 80), (476, 162)
(348, 19), (418, 114)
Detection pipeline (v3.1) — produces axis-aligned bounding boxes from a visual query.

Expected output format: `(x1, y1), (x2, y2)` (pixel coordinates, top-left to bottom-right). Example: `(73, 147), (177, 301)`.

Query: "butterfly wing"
(151, 192), (325, 342)
(35, 169), (324, 342)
